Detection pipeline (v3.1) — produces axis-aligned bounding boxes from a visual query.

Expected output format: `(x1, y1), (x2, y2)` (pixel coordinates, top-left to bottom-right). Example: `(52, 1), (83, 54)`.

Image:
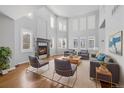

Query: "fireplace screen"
(38, 46), (47, 55)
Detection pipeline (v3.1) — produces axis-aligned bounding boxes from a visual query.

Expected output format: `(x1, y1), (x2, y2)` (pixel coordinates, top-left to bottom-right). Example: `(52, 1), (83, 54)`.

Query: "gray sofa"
(90, 54), (120, 84)
(78, 50), (89, 60)
(64, 49), (77, 56)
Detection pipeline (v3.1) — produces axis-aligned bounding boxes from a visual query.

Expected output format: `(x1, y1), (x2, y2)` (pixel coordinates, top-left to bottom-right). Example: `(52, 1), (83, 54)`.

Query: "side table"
(96, 67), (112, 88)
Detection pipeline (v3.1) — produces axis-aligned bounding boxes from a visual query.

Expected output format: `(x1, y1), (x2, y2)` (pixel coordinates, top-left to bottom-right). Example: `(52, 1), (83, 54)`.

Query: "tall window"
(80, 38), (86, 49)
(87, 15), (96, 30)
(50, 16), (54, 29)
(88, 36), (95, 49)
(50, 38), (54, 49)
(63, 24), (66, 31)
(58, 38), (67, 49)
(59, 22), (63, 31)
(21, 28), (33, 52)
(62, 38), (67, 48)
(80, 17), (86, 31)
(58, 20), (67, 32)
(73, 38), (78, 48)
(58, 39), (61, 48)
(72, 19), (78, 31)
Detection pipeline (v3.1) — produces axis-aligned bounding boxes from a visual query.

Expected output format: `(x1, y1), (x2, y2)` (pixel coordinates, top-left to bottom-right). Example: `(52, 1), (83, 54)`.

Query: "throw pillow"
(97, 53), (106, 61)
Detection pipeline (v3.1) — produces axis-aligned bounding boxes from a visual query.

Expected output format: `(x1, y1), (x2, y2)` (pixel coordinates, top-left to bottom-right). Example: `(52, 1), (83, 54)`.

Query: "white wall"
(14, 6), (60, 65)
(68, 10), (99, 52)
(36, 7), (68, 55)
(14, 16), (37, 64)
(35, 7), (57, 56)
(0, 13), (15, 67)
(56, 17), (68, 55)
(104, 6), (124, 86)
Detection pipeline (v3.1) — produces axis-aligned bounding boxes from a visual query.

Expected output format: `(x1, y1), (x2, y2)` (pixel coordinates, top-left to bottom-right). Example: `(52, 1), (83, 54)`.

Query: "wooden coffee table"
(67, 56), (81, 65)
(58, 56), (81, 65)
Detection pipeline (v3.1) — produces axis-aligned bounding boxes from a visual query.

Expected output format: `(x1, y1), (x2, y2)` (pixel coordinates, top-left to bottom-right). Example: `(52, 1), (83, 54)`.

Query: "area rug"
(27, 59), (101, 88)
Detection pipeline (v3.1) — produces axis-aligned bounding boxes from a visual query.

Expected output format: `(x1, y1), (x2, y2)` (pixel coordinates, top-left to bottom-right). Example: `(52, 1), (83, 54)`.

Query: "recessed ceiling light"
(28, 13), (32, 17)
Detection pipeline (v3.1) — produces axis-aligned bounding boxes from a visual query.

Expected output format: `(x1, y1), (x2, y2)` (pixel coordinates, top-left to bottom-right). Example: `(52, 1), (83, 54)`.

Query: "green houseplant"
(0, 47), (12, 72)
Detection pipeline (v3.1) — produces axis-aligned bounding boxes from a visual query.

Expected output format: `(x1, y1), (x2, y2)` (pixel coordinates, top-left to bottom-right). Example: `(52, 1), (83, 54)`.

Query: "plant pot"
(1, 69), (8, 75)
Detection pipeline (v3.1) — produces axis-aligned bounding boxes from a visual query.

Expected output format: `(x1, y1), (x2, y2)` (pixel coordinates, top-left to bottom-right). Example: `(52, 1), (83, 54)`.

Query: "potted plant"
(0, 47), (12, 75)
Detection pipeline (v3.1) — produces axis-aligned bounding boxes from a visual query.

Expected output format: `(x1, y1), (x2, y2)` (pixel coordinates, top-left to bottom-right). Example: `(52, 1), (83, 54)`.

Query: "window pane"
(58, 39), (62, 48)
(62, 38), (67, 48)
(23, 44), (30, 49)
(50, 16), (54, 28)
(88, 15), (95, 29)
(59, 22), (62, 31)
(50, 38), (54, 49)
(74, 39), (78, 48)
(63, 25), (66, 31)
(80, 39), (86, 48)
(80, 17), (86, 31)
(89, 40), (94, 48)
(23, 32), (30, 49)
(72, 19), (78, 31)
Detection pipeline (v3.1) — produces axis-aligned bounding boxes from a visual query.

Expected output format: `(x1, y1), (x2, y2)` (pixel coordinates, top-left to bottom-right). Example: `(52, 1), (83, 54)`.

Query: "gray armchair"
(52, 59), (77, 87)
(28, 56), (49, 73)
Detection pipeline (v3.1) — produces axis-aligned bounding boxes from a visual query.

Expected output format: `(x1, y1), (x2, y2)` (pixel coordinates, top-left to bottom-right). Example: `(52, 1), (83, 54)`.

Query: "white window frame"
(80, 37), (86, 49)
(50, 16), (54, 29)
(73, 38), (79, 49)
(21, 28), (33, 52)
(50, 38), (54, 49)
(88, 36), (95, 50)
(61, 38), (67, 49)
(58, 38), (62, 48)
(58, 38), (67, 49)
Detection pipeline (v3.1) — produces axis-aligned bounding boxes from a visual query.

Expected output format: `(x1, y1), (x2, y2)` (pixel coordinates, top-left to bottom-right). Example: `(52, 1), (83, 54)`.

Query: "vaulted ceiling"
(0, 5), (99, 20)
(0, 5), (42, 20)
(47, 5), (99, 17)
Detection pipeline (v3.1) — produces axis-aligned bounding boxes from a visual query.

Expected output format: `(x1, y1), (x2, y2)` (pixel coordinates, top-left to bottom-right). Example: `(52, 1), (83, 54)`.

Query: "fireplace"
(38, 46), (47, 55)
(36, 38), (50, 58)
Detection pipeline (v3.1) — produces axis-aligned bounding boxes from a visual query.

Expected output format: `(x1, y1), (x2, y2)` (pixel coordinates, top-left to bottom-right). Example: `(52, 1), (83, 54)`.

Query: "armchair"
(28, 56), (49, 73)
(52, 59), (77, 87)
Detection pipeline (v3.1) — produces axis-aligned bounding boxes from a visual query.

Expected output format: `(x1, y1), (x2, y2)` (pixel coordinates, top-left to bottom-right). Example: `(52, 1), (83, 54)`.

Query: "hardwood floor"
(0, 55), (64, 88)
(0, 55), (110, 88)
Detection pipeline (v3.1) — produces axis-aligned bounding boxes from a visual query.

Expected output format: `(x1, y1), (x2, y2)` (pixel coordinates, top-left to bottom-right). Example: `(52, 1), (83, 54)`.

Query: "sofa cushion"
(104, 55), (111, 63)
(104, 55), (114, 63)
(81, 50), (88, 54)
(96, 53), (106, 61)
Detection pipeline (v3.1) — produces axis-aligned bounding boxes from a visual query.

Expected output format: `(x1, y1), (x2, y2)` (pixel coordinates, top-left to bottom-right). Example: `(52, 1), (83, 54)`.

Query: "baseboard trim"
(15, 60), (29, 67)
(8, 67), (16, 71)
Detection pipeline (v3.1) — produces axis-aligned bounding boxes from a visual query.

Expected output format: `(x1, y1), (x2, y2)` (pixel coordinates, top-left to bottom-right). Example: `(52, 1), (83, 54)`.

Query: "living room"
(0, 4), (124, 89)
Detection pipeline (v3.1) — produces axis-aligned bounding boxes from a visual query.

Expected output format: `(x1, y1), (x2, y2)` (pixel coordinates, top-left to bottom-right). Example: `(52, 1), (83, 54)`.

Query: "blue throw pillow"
(97, 53), (106, 61)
